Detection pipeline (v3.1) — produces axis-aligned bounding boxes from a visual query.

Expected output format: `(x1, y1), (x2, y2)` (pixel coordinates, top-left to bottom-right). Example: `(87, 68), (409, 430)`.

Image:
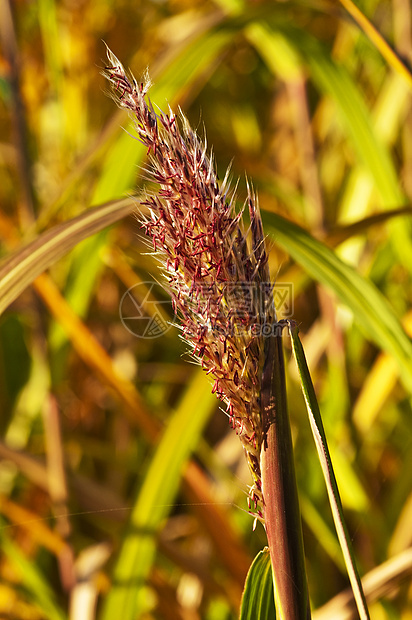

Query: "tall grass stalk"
(103, 48), (310, 618)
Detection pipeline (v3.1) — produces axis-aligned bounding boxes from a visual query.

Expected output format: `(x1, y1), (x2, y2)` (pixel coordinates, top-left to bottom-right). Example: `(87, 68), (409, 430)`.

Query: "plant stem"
(260, 329), (310, 619)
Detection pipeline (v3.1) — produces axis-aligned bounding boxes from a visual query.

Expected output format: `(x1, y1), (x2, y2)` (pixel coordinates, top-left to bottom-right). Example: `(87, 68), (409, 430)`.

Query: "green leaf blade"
(100, 370), (218, 620)
(264, 212), (412, 394)
(240, 548), (276, 620)
(0, 198), (135, 317)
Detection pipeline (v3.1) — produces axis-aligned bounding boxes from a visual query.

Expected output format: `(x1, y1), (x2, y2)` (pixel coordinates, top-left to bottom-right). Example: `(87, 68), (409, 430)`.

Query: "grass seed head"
(103, 48), (277, 513)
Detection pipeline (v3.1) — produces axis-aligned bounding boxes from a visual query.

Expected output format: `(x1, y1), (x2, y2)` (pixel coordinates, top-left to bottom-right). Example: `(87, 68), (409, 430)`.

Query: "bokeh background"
(1, 0), (412, 618)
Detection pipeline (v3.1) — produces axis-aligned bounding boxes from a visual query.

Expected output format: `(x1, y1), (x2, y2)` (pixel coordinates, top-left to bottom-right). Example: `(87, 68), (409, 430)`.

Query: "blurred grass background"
(1, 0), (412, 618)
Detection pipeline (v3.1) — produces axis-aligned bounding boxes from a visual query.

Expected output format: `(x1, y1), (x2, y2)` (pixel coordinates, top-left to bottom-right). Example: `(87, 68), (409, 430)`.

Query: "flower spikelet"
(103, 48), (277, 514)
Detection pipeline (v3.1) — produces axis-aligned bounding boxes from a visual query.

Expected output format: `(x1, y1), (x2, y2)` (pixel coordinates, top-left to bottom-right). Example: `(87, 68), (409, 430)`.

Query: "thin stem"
(0, 0), (36, 226)
(339, 0), (412, 88)
(288, 321), (370, 620)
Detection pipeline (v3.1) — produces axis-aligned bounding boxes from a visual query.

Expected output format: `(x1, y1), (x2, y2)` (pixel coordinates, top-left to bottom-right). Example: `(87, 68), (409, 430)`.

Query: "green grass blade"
(263, 211), (412, 393)
(1, 524), (67, 620)
(287, 322), (369, 620)
(305, 51), (403, 208)
(338, 0), (412, 88)
(0, 198), (135, 317)
(239, 548), (276, 620)
(248, 22), (412, 267)
(100, 370), (218, 620)
(304, 39), (412, 267)
(247, 21), (403, 208)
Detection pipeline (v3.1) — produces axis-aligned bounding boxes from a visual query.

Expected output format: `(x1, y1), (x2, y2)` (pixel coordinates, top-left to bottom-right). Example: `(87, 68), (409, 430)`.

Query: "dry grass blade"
(314, 548), (412, 620)
(338, 0), (412, 88)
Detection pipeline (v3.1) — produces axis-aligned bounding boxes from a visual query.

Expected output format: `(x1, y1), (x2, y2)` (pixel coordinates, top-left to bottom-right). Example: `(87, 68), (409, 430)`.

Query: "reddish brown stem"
(260, 330), (310, 619)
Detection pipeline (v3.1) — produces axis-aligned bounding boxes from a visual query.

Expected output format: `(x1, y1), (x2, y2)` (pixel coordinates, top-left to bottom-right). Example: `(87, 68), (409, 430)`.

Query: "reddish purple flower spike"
(103, 47), (277, 514)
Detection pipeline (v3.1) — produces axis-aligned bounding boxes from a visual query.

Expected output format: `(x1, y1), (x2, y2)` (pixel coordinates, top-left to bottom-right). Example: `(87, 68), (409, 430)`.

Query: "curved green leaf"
(240, 548), (276, 620)
(248, 21), (412, 268)
(0, 198), (135, 317)
(247, 21), (403, 208)
(0, 525), (66, 620)
(263, 211), (412, 394)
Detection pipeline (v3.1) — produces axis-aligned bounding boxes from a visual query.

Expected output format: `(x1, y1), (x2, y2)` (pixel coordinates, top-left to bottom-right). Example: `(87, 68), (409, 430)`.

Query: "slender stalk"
(0, 0), (36, 225)
(288, 321), (370, 620)
(261, 328), (310, 620)
(338, 0), (412, 88)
